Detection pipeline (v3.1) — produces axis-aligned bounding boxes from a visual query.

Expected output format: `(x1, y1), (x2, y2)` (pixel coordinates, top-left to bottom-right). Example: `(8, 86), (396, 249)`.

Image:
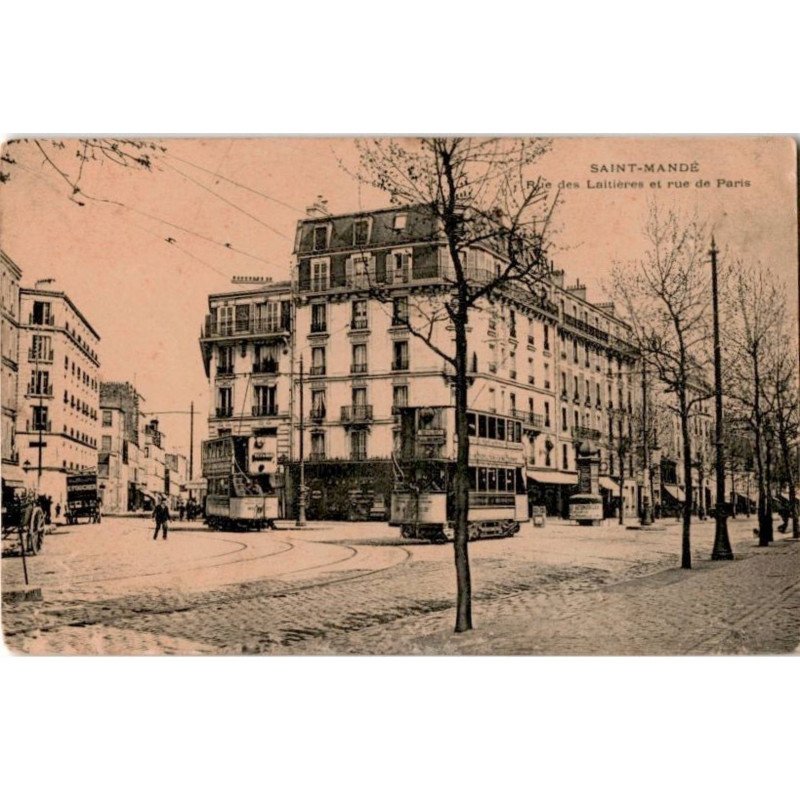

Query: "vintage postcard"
(1, 135), (797, 655)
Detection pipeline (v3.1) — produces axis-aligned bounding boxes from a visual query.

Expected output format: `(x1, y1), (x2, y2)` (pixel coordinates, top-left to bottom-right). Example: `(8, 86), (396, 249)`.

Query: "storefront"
(526, 469), (578, 519)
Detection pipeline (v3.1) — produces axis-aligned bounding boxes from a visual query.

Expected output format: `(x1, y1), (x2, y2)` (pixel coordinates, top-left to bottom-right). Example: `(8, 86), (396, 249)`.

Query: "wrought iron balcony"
(29, 313), (55, 326)
(512, 410), (545, 430)
(350, 363), (369, 374)
(203, 316), (290, 339)
(252, 405), (279, 418)
(574, 425), (601, 441)
(217, 365), (234, 377)
(26, 419), (52, 432)
(26, 386), (53, 398)
(391, 359), (409, 372)
(28, 349), (53, 362)
(350, 318), (369, 330)
(309, 406), (327, 421)
(309, 365), (326, 376)
(310, 320), (327, 334)
(216, 407), (234, 418)
(253, 360), (278, 374)
(308, 451), (328, 461)
(341, 405), (373, 423)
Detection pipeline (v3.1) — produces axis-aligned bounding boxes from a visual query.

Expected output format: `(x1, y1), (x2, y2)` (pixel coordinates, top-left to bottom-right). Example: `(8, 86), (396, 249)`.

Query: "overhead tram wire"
(15, 155), (288, 273)
(164, 152), (306, 214)
(163, 160), (294, 242)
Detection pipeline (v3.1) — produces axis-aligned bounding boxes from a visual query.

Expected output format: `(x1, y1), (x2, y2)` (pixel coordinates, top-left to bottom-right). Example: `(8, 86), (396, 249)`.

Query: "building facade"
(15, 286), (101, 507)
(98, 381), (145, 512)
(1, 251), (24, 487)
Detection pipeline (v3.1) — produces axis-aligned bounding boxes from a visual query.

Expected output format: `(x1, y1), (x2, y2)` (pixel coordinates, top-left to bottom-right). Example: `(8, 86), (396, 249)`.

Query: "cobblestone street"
(2, 514), (799, 655)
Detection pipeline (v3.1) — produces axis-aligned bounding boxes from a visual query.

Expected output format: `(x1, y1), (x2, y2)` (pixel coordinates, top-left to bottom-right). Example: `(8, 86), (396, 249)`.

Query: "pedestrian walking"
(153, 496), (171, 541)
(178, 500), (185, 521)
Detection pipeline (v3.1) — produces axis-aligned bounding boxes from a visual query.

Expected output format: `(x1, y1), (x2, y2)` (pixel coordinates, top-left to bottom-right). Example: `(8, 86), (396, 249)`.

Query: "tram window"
(487, 469), (497, 491)
(508, 469), (515, 491)
(478, 414), (487, 438)
(469, 467), (477, 490)
(498, 470), (506, 491)
(467, 413), (477, 437)
(488, 416), (497, 439)
(478, 468), (487, 491)
(497, 418), (505, 441)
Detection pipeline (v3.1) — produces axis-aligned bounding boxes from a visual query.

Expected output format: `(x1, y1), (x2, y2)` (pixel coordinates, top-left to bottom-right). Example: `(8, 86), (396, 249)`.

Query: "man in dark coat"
(153, 497), (171, 541)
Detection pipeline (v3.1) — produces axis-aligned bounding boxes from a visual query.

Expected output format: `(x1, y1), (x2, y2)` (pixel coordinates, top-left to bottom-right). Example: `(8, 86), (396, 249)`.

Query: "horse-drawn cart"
(1, 484), (46, 556)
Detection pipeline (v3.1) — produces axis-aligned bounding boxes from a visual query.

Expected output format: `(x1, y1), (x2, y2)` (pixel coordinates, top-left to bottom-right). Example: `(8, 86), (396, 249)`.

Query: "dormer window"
(313, 224), (329, 251)
(393, 213), (407, 231)
(353, 218), (371, 247)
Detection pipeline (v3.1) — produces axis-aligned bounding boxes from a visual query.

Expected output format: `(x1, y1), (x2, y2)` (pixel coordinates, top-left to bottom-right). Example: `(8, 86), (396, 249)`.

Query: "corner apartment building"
(1, 252), (24, 487)
(15, 285), (100, 506)
(200, 278), (293, 448)
(141, 417), (167, 506)
(288, 204), (637, 519)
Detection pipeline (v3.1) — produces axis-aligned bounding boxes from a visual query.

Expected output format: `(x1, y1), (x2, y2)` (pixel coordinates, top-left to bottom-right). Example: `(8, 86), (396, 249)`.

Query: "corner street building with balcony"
(288, 203), (637, 520)
(15, 285), (101, 506)
(1, 251), (24, 488)
(200, 279), (293, 508)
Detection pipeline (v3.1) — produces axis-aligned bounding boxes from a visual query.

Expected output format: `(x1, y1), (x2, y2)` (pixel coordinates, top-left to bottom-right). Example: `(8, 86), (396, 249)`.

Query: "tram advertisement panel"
(390, 492), (447, 524)
(248, 435), (277, 475)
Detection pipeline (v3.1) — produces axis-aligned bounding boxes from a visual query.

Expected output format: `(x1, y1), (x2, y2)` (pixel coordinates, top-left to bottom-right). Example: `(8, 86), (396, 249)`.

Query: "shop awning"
(527, 469), (578, 486)
(599, 476), (619, 496)
(663, 484), (685, 503)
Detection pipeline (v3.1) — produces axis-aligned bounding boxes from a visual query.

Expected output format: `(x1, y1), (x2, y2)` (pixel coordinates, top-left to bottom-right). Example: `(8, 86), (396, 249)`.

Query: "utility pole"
(189, 401), (194, 481)
(640, 362), (653, 526)
(710, 237), (734, 560)
(296, 354), (306, 527)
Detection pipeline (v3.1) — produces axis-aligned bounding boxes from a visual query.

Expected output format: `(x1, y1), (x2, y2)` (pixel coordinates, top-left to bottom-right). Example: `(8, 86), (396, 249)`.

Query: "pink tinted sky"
(0, 137), (796, 465)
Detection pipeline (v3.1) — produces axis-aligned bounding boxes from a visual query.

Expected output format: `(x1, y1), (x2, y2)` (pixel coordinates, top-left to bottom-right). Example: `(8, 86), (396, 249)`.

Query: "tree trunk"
(452, 308), (472, 633)
(764, 432), (775, 543)
(752, 357), (771, 547)
(679, 391), (693, 569)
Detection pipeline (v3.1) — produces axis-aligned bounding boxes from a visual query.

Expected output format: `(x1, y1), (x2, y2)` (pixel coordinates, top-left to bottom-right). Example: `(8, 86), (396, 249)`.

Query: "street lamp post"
(640, 361), (653, 526)
(296, 354), (307, 527)
(710, 237), (734, 560)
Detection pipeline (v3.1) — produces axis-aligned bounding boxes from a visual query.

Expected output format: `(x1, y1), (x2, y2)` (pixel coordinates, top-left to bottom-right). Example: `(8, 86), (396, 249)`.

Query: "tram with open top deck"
(390, 405), (529, 542)
(201, 433), (279, 530)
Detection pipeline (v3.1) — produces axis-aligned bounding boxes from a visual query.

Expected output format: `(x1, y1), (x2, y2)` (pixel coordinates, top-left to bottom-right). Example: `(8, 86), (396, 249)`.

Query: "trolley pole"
(296, 354), (306, 527)
(710, 237), (734, 560)
(189, 401), (195, 481)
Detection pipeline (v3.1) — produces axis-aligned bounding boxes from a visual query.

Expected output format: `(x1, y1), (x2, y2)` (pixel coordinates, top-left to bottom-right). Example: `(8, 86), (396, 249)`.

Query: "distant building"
(141, 417), (166, 507)
(99, 381), (145, 512)
(165, 451), (188, 509)
(1, 251), (24, 488)
(16, 284), (101, 507)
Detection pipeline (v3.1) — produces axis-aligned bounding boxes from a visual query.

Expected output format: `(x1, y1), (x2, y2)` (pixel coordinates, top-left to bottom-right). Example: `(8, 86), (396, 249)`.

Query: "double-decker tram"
(390, 406), (529, 542)
(201, 433), (279, 530)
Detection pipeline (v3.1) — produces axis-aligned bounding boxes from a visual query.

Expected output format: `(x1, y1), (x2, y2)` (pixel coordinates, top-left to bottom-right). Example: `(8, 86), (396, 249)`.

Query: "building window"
(217, 305), (234, 336)
(392, 340), (409, 371)
(311, 431), (326, 459)
(217, 387), (233, 417)
(346, 255), (374, 288)
(311, 346), (326, 376)
(543, 325), (550, 351)
(544, 401), (551, 428)
(310, 259), (329, 291)
(311, 302), (327, 333)
(253, 385), (277, 416)
(254, 343), (279, 374)
(102, 410), (112, 426)
(235, 304), (250, 333)
(392, 384), (408, 412)
(30, 334), (52, 361)
(310, 390), (327, 420)
(353, 219), (370, 246)
(255, 301), (281, 333)
(562, 407), (568, 431)
(101, 435), (112, 451)
(351, 299), (368, 330)
(562, 444), (569, 470)
(392, 296), (409, 326)
(313, 225), (328, 251)
(351, 343), (368, 374)
(393, 213), (407, 230)
(218, 346), (234, 376)
(389, 250), (411, 284)
(29, 369), (50, 396)
(31, 301), (53, 326)
(31, 405), (49, 431)
(351, 429), (368, 460)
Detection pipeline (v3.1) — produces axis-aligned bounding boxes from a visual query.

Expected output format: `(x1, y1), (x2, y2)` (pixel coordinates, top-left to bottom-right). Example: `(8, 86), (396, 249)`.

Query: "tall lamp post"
(710, 237), (734, 560)
(296, 354), (307, 527)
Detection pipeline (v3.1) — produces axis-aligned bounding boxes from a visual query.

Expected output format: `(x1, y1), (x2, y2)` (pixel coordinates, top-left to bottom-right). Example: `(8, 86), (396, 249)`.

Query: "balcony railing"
(252, 405), (279, 418)
(309, 365), (326, 376)
(350, 363), (369, 374)
(26, 419), (52, 432)
(391, 359), (409, 372)
(217, 365), (234, 376)
(204, 316), (290, 338)
(391, 315), (409, 327)
(310, 321), (327, 334)
(341, 405), (373, 423)
(562, 313), (610, 343)
(26, 386), (53, 398)
(28, 349), (53, 362)
(574, 425), (601, 441)
(512, 410), (545, 429)
(309, 451), (328, 461)
(216, 407), (234, 418)
(350, 318), (369, 330)
(390, 404), (407, 415)
(350, 449), (368, 461)
(253, 360), (278, 374)
(309, 407), (327, 421)
(29, 314), (55, 326)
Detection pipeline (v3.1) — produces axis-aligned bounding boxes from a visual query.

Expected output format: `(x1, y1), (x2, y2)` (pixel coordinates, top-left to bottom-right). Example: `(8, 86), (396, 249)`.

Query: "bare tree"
(764, 312), (799, 537)
(1, 137), (162, 199)
(353, 137), (556, 632)
(612, 204), (713, 568)
(722, 261), (783, 546)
